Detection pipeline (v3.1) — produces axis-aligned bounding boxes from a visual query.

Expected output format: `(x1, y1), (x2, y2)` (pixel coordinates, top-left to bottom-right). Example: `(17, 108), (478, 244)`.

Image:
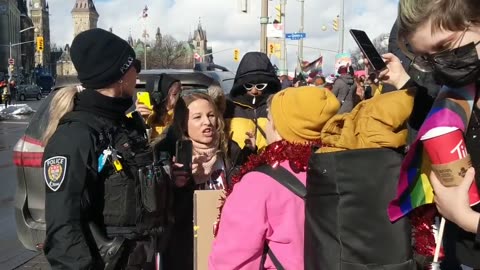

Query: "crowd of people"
(38, 0), (480, 269)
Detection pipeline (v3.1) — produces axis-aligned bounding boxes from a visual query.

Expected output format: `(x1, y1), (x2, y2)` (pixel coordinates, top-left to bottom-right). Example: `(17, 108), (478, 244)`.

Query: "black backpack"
(305, 148), (415, 270)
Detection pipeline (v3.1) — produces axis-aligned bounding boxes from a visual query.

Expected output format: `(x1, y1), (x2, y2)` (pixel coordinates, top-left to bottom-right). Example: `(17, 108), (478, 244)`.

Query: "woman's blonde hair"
(398, 0), (480, 41)
(41, 86), (81, 144)
(172, 92), (228, 154)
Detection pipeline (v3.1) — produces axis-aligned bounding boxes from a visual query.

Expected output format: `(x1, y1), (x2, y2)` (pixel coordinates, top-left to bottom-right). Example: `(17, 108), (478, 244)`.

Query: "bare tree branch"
(138, 35), (191, 69)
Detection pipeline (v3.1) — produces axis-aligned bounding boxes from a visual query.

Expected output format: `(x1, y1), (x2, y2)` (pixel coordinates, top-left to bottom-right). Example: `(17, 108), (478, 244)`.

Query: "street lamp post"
(260, 0), (268, 53)
(5, 40), (35, 79)
(299, 0), (305, 64)
(339, 0), (345, 53)
(144, 44), (150, 70)
(5, 27), (36, 82)
(144, 43), (147, 70)
(281, 0), (287, 76)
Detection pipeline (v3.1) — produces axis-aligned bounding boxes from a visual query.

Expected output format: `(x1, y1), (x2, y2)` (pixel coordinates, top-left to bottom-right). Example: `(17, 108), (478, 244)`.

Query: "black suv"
(14, 67), (234, 251)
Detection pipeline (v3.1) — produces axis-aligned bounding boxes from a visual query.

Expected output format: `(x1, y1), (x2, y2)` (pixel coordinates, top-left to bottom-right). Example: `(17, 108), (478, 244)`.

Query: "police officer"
(42, 28), (171, 269)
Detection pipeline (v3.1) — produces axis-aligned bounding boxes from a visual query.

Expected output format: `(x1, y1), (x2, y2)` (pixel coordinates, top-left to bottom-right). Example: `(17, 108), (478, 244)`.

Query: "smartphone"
(176, 139), (193, 172)
(349, 29), (387, 72)
(137, 91), (152, 109)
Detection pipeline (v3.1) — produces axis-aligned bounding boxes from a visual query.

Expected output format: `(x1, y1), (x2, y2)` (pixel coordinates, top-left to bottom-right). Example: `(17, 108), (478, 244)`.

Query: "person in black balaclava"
(224, 52), (281, 152)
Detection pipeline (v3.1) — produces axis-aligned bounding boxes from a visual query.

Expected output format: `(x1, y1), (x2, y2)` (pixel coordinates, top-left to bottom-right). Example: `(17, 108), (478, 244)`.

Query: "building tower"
(190, 18), (212, 63)
(30, 0), (51, 70)
(72, 0), (99, 38)
(155, 27), (162, 46)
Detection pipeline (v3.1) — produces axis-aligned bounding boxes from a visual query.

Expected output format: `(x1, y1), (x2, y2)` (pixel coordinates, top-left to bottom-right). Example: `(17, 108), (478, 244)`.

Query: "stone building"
(0, 0), (21, 78)
(57, 0), (99, 77)
(189, 21), (213, 64)
(72, 0), (98, 37)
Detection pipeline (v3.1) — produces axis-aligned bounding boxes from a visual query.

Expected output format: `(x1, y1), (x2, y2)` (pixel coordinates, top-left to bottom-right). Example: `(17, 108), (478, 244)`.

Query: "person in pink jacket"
(209, 86), (340, 269)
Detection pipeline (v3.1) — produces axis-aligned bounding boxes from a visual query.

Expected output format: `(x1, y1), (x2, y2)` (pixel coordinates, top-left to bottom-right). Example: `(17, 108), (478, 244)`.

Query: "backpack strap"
(259, 245), (285, 270)
(254, 164), (306, 270)
(254, 164), (306, 199)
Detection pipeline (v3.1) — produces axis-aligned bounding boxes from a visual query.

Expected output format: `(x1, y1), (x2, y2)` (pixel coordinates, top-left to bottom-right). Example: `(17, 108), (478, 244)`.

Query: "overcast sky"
(44, 0), (399, 74)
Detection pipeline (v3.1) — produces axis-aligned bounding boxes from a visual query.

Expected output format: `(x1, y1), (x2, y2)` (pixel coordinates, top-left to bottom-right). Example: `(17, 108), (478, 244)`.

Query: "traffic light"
(8, 65), (14, 72)
(269, 43), (275, 55)
(274, 5), (282, 24)
(333, 15), (339, 32)
(233, 49), (240, 62)
(36, 36), (44, 52)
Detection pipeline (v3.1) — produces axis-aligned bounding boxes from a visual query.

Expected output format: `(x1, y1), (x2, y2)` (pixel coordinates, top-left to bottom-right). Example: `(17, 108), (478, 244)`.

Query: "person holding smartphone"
(385, 0), (480, 268)
(154, 93), (253, 270)
(136, 74), (182, 139)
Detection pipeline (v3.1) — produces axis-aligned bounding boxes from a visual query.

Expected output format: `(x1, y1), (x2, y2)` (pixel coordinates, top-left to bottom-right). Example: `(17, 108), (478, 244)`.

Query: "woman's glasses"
(243, 83), (268, 91)
(408, 27), (470, 73)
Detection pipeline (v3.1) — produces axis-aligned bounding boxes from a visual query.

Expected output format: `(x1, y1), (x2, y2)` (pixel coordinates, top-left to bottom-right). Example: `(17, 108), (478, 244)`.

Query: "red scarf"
(214, 140), (321, 236)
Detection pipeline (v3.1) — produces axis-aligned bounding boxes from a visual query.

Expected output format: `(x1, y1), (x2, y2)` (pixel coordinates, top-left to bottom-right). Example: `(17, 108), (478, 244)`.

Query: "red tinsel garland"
(214, 140), (320, 236)
(410, 204), (442, 269)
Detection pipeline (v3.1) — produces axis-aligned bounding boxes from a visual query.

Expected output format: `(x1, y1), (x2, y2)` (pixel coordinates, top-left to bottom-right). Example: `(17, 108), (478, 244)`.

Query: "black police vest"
(63, 111), (173, 239)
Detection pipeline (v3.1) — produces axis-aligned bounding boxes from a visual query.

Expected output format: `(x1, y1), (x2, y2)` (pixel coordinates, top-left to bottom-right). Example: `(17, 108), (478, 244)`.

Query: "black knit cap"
(70, 28), (139, 89)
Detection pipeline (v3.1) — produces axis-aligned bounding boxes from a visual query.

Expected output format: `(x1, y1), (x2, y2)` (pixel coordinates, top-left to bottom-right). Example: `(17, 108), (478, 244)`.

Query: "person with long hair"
(156, 92), (252, 269)
(136, 74), (182, 139)
(41, 28), (167, 269)
(209, 86), (340, 269)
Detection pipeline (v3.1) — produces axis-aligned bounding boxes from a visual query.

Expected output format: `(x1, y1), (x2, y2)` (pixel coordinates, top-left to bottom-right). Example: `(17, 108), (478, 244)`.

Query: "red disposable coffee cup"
(423, 129), (467, 163)
(422, 128), (480, 205)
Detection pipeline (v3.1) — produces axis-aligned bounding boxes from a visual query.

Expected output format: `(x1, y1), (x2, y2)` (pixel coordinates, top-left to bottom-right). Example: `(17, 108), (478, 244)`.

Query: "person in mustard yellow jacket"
(224, 52), (281, 152)
(136, 74), (182, 140)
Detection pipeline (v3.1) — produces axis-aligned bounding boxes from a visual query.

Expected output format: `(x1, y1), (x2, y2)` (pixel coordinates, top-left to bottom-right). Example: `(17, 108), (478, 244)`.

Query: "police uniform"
(43, 29), (171, 270)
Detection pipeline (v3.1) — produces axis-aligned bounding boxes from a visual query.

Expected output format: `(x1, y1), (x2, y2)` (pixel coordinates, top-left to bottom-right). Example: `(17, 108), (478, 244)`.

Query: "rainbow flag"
(388, 84), (478, 221)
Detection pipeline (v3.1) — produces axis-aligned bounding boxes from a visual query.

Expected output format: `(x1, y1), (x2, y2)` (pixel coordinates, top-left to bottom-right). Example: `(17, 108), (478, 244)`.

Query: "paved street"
(0, 98), (50, 270)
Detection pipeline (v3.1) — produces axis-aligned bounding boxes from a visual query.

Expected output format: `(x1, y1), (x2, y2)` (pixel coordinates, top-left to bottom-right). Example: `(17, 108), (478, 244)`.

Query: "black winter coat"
(43, 90), (141, 269)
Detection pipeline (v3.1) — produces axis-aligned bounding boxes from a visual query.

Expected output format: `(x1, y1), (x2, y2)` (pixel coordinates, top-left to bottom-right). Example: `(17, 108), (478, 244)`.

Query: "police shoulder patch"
(44, 156), (68, 192)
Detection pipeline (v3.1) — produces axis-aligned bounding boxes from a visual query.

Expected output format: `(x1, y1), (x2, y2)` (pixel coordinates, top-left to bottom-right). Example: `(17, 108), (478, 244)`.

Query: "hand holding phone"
(136, 91), (153, 110)
(350, 29), (387, 72)
(175, 139), (193, 172)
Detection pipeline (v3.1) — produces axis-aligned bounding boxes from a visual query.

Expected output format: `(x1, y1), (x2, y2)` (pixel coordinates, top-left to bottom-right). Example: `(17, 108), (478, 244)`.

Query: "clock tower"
(30, 0), (50, 70)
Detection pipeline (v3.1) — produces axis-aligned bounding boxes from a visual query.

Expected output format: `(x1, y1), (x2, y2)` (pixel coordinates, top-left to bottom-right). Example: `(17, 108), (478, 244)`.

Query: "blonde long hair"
(41, 86), (82, 145)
